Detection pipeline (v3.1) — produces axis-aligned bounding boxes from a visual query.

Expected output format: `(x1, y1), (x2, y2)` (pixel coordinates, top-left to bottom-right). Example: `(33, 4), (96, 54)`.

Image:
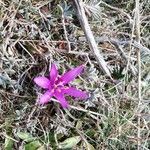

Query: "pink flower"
(34, 64), (89, 108)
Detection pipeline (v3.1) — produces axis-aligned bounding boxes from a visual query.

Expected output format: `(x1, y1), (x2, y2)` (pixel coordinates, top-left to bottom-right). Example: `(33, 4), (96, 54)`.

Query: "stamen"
(51, 89), (55, 93)
(57, 89), (61, 93)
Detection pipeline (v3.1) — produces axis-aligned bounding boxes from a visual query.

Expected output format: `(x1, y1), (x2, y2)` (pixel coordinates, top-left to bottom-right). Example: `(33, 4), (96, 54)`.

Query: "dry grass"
(0, 0), (149, 149)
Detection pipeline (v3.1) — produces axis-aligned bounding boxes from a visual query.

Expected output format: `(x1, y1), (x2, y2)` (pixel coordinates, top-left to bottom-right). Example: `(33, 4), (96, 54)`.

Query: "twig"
(73, 0), (112, 79)
(0, 133), (19, 143)
(58, 5), (71, 52)
(133, 41), (150, 54)
(51, 98), (140, 129)
(18, 42), (35, 60)
(96, 36), (137, 75)
(2, 0), (23, 54)
(27, 105), (38, 123)
(79, 36), (150, 54)
(101, 1), (133, 24)
(10, 39), (75, 44)
(135, 0), (142, 149)
(11, 38), (150, 54)
(34, 24), (55, 55)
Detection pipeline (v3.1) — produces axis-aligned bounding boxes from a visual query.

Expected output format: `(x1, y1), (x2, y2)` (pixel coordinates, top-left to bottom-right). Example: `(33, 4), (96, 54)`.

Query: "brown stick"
(135, 0), (142, 149)
(73, 0), (112, 78)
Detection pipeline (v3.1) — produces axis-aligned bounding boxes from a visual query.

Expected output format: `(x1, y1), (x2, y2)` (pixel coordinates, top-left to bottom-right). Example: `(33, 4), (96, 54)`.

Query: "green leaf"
(37, 145), (46, 150)
(17, 132), (36, 142)
(58, 136), (81, 149)
(4, 137), (13, 150)
(25, 141), (42, 150)
(76, 120), (83, 129)
(84, 142), (95, 150)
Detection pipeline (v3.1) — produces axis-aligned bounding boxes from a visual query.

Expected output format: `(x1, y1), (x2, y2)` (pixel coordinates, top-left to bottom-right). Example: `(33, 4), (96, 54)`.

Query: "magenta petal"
(60, 65), (84, 84)
(62, 87), (88, 99)
(54, 91), (68, 108)
(34, 77), (51, 89)
(39, 91), (53, 104)
(50, 64), (58, 85)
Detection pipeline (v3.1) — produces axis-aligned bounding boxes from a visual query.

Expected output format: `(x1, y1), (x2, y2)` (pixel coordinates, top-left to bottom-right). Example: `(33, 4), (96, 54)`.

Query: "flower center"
(53, 81), (64, 92)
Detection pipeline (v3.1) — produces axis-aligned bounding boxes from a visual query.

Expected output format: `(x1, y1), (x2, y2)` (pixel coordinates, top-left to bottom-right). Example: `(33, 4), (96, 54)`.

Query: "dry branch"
(73, 0), (112, 78)
(135, 0), (142, 149)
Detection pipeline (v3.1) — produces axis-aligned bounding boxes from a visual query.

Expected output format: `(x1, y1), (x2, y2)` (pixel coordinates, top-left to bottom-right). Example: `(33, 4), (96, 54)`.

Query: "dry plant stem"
(51, 98), (139, 129)
(79, 36), (150, 54)
(135, 0), (142, 149)
(98, 37), (137, 75)
(35, 24), (55, 55)
(73, 0), (112, 79)
(123, 2), (136, 107)
(3, 0), (23, 53)
(101, 1), (132, 24)
(18, 42), (35, 60)
(0, 133), (19, 143)
(59, 5), (71, 52)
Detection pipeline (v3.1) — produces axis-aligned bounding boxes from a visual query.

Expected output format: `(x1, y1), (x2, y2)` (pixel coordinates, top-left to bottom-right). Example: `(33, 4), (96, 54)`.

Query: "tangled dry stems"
(0, 0), (149, 149)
